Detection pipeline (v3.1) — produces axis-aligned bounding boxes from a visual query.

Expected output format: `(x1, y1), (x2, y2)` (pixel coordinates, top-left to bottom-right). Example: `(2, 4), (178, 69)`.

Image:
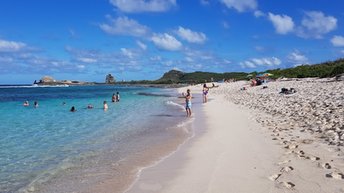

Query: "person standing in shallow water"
(116, 92), (120, 102)
(70, 106), (76, 112)
(112, 93), (116, 103)
(103, 101), (108, 110)
(185, 89), (192, 117)
(34, 101), (38, 108)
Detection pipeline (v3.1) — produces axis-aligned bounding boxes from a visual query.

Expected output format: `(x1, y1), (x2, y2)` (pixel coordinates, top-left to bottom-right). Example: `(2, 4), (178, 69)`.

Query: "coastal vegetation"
(154, 58), (344, 84)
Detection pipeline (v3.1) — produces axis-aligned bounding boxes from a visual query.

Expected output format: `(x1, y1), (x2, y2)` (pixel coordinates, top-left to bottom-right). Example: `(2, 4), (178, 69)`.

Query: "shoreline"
(11, 87), (194, 193)
(125, 80), (344, 193)
(126, 87), (283, 192)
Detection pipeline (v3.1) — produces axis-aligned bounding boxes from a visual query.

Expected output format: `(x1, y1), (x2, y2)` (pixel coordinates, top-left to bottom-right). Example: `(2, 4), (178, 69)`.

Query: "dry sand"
(126, 80), (344, 193)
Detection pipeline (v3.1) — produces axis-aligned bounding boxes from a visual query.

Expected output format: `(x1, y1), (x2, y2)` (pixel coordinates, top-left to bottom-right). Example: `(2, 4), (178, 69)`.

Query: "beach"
(126, 79), (344, 193)
(1, 80), (343, 193)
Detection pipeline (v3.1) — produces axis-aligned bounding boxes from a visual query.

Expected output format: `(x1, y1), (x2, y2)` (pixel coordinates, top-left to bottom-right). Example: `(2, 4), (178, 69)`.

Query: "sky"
(0, 0), (343, 84)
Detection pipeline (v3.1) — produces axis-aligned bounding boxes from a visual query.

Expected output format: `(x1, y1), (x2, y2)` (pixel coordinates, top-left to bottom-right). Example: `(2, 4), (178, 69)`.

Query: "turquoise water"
(0, 85), (187, 193)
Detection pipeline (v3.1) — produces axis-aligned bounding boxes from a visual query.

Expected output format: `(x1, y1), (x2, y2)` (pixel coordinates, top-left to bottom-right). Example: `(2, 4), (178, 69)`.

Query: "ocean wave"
(136, 92), (172, 97)
(0, 84), (69, 89)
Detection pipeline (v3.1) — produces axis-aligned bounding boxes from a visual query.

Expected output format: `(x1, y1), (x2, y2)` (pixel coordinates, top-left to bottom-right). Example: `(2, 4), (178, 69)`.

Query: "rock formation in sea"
(105, 74), (115, 84)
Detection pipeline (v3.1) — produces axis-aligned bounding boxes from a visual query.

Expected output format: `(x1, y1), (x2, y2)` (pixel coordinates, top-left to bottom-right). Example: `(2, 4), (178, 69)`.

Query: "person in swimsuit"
(116, 92), (120, 102)
(202, 83), (209, 103)
(103, 101), (108, 111)
(70, 106), (76, 112)
(34, 101), (38, 108)
(112, 93), (116, 102)
(185, 89), (192, 117)
(23, 101), (29, 107)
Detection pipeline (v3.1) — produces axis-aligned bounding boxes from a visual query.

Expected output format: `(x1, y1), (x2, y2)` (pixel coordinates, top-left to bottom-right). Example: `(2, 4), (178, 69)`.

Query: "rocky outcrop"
(105, 74), (115, 84)
(40, 76), (55, 83)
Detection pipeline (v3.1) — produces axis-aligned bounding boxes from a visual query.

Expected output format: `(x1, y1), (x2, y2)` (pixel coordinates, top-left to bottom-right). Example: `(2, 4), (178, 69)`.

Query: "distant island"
(35, 73), (116, 86)
(36, 58), (344, 86)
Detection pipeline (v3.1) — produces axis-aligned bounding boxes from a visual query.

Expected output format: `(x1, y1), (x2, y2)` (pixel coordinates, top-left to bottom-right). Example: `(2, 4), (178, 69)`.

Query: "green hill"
(119, 58), (344, 85)
(156, 70), (248, 84)
(155, 58), (344, 84)
(266, 58), (344, 78)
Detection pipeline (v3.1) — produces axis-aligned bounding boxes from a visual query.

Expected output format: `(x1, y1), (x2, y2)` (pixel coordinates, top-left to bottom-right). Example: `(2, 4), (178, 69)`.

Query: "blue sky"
(0, 0), (343, 83)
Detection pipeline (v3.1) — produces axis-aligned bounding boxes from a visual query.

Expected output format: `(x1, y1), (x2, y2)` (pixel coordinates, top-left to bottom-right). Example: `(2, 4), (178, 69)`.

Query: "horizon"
(0, 0), (344, 84)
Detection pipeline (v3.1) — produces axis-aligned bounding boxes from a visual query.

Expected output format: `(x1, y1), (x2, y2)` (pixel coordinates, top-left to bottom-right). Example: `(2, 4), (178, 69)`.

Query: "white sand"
(126, 80), (344, 193)
(127, 90), (281, 192)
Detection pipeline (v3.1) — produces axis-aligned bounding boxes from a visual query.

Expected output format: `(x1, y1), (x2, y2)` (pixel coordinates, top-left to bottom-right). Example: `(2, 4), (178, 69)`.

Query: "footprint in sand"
(305, 155), (320, 161)
(278, 181), (295, 189)
(300, 139), (314, 144)
(284, 144), (298, 149)
(325, 172), (344, 180)
(269, 173), (281, 181)
(278, 160), (291, 165)
(280, 166), (294, 173)
(318, 162), (331, 169)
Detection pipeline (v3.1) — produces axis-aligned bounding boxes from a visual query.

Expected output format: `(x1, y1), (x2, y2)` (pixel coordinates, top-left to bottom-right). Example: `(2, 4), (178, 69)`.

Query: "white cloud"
(287, 51), (309, 66)
(176, 26), (207, 44)
(109, 0), (176, 13)
(151, 33), (182, 51)
(220, 0), (257, 12)
(297, 11), (337, 39)
(77, 65), (86, 70)
(150, 56), (162, 61)
(268, 13), (294, 34)
(255, 46), (265, 52)
(185, 57), (194, 62)
(240, 61), (256, 68)
(331, 35), (344, 47)
(77, 57), (97, 63)
(136, 40), (147, 50)
(222, 21), (229, 29)
(121, 48), (134, 58)
(0, 56), (13, 63)
(99, 16), (150, 37)
(0, 39), (26, 52)
(254, 10), (265, 18)
(240, 57), (281, 68)
(200, 0), (210, 5)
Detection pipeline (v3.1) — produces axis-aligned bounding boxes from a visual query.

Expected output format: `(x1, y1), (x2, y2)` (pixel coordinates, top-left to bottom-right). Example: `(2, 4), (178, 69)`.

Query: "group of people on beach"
(23, 92), (120, 112)
(183, 83), (211, 117)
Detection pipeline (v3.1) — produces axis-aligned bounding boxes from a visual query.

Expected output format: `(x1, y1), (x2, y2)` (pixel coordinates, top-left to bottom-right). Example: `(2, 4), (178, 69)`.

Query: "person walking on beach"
(202, 83), (209, 103)
(185, 89), (192, 117)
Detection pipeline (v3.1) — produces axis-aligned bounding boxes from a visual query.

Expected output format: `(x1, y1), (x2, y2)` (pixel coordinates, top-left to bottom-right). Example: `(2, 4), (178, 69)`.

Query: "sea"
(0, 85), (193, 193)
